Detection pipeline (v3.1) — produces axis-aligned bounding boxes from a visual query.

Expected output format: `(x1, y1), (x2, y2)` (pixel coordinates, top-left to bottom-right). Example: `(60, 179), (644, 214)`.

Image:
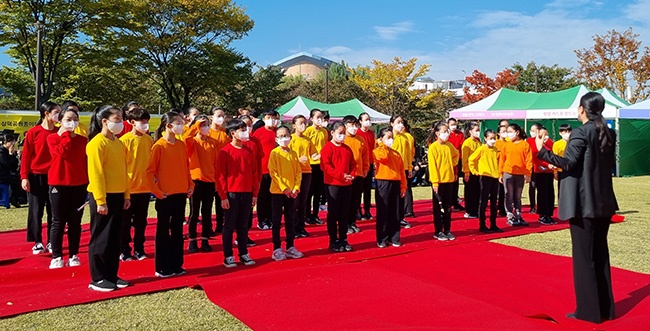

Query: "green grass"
(0, 176), (648, 329)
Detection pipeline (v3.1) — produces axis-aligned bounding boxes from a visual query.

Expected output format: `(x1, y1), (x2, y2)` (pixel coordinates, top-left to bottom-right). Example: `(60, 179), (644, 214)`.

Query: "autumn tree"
(463, 69), (519, 103)
(512, 61), (581, 93)
(575, 28), (650, 103)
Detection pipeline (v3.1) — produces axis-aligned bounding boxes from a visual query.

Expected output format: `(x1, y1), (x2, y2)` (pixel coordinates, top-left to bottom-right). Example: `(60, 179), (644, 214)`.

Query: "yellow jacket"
(428, 141), (459, 186)
(120, 132), (154, 194)
(304, 126), (328, 165)
(468, 144), (500, 179)
(392, 132), (414, 171)
(462, 137), (482, 173)
(289, 134), (317, 173)
(86, 134), (130, 205)
(268, 146), (302, 194)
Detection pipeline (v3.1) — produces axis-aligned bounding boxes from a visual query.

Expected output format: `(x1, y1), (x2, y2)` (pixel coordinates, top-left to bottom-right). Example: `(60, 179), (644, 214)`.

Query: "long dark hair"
(464, 121), (480, 139)
(581, 92), (614, 153)
(36, 101), (60, 125)
(154, 111), (182, 141)
(507, 123), (526, 140)
(426, 121), (448, 145)
(89, 105), (121, 140)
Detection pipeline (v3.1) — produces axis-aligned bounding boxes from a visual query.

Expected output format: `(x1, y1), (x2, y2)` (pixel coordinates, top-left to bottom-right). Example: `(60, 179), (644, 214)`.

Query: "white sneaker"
(67, 255), (81, 267)
(285, 246), (304, 259)
(49, 257), (64, 269)
(46, 242), (52, 254)
(271, 248), (286, 261)
(32, 242), (45, 255)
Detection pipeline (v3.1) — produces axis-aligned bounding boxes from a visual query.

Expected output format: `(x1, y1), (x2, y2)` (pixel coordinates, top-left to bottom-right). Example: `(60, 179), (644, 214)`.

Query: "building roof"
(273, 52), (334, 69)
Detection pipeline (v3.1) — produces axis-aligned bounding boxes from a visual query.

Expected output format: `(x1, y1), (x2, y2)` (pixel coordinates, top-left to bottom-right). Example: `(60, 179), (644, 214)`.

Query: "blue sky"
(2, 0), (649, 81)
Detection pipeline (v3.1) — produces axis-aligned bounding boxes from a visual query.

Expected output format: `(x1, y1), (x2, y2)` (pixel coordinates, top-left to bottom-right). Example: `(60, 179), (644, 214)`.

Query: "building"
(409, 76), (468, 99)
(273, 52), (334, 80)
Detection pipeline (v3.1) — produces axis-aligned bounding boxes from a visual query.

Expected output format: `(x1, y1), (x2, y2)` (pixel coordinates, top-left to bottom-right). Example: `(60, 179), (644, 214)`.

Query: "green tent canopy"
(277, 96), (391, 123)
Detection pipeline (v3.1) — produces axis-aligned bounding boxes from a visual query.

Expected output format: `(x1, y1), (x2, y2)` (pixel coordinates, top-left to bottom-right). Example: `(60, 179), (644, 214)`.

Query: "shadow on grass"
(616, 210), (638, 215)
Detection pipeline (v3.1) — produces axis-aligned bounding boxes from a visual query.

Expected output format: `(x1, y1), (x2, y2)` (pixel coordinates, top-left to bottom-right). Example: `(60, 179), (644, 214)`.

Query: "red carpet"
(1, 200), (645, 331)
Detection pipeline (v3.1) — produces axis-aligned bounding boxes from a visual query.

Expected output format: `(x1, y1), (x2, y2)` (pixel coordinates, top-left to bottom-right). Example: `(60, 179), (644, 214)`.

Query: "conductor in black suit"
(535, 92), (617, 324)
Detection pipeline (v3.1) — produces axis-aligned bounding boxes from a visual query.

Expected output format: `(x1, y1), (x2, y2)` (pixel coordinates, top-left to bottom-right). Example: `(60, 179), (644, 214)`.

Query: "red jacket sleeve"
(47, 132), (74, 159)
(216, 149), (228, 199)
(19, 129), (33, 180)
(321, 145), (345, 181)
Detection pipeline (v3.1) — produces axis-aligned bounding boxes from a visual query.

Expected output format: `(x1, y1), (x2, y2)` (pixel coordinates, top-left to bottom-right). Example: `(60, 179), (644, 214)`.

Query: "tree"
(575, 28), (650, 103)
(0, 65), (34, 109)
(349, 57), (430, 116)
(0, 0), (116, 107)
(99, 0), (255, 109)
(463, 69), (519, 103)
(512, 61), (581, 93)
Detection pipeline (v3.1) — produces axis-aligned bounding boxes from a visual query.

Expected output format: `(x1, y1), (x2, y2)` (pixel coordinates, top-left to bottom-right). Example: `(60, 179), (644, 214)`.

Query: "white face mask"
(107, 121), (124, 134)
(200, 126), (210, 136)
(499, 132), (507, 139)
(50, 112), (60, 122)
(213, 116), (225, 126)
(62, 121), (78, 132)
(172, 124), (184, 135)
(486, 139), (496, 147)
(238, 130), (250, 142)
(384, 138), (394, 148)
(438, 132), (450, 142)
(264, 119), (274, 128)
(561, 133), (570, 141)
(347, 126), (358, 135)
(471, 131), (480, 138)
(314, 118), (324, 127)
(295, 124), (306, 133)
(334, 133), (346, 143)
(507, 132), (517, 140)
(323, 119), (330, 126)
(529, 131), (537, 138)
(135, 122), (149, 134)
(361, 120), (371, 128)
(449, 125), (457, 131)
(276, 137), (291, 147)
(394, 123), (405, 132)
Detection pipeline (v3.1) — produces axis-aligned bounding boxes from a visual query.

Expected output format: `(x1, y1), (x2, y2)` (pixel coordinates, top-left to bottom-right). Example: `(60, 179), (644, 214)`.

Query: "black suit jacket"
(537, 121), (618, 220)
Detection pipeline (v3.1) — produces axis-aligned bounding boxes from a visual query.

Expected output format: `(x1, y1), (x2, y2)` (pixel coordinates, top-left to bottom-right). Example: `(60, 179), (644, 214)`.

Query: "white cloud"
(624, 0), (650, 23)
(372, 21), (416, 41)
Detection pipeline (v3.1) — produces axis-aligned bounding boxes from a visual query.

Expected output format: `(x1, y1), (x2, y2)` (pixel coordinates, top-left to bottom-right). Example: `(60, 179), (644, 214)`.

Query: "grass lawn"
(0, 176), (648, 330)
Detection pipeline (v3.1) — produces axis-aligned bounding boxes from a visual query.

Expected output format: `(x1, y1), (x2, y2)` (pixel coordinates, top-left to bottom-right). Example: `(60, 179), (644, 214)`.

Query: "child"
(238, 114), (262, 246)
(357, 112), (376, 220)
(252, 110), (280, 230)
(22, 101), (60, 254)
(209, 107), (231, 235)
(0, 133), (22, 207)
(342, 115), (369, 234)
(184, 114), (220, 253)
(447, 117), (465, 211)
(119, 107), (153, 261)
(390, 115), (414, 228)
(320, 121), (356, 252)
(373, 127), (407, 247)
(526, 123), (542, 213)
(304, 109), (327, 225)
(499, 123), (532, 227)
(61, 100), (89, 137)
(427, 122), (460, 241)
(46, 107), (88, 269)
(268, 126), (304, 260)
(495, 125), (509, 217)
(218, 119), (259, 267)
(148, 111), (194, 278)
(468, 129), (503, 234)
(86, 105), (131, 292)
(552, 124), (572, 199)
(319, 111), (332, 209)
(531, 126), (556, 226)
(289, 115), (318, 238)
(461, 122), (482, 219)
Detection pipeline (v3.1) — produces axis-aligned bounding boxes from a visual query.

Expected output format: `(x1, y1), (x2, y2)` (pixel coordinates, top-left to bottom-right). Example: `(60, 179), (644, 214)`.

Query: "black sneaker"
(404, 212), (415, 218)
(296, 229), (310, 238)
(223, 256), (237, 268)
(490, 226), (504, 233)
(347, 226), (355, 235)
(341, 241), (353, 252)
(363, 212), (374, 220)
(389, 241), (403, 247)
(305, 216), (319, 225)
(434, 232), (448, 241)
(529, 207), (537, 214)
(453, 204), (465, 211)
(351, 224), (362, 233)
(516, 215), (529, 226)
(377, 241), (387, 248)
(240, 254), (255, 266)
(479, 226), (493, 234)
(133, 251), (148, 260)
(116, 278), (131, 289)
(188, 240), (199, 253)
(201, 239), (212, 252)
(88, 279), (117, 292)
(120, 253), (135, 262)
(538, 217), (554, 226)
(247, 237), (256, 247)
(445, 231), (456, 241)
(400, 219), (412, 228)
(174, 268), (187, 276)
(329, 242), (342, 252)
(155, 270), (175, 278)
(313, 216), (324, 225)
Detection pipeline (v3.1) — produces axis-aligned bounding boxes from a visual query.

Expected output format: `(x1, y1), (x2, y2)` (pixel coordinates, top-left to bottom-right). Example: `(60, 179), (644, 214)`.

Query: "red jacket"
(320, 142), (356, 186)
(527, 137), (554, 173)
(20, 125), (57, 179)
(252, 127), (277, 175)
(217, 143), (260, 198)
(357, 128), (376, 164)
(448, 130), (465, 155)
(47, 132), (89, 186)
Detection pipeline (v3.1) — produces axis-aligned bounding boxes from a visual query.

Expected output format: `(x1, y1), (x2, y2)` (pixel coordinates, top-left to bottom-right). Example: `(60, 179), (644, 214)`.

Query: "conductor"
(535, 92), (617, 324)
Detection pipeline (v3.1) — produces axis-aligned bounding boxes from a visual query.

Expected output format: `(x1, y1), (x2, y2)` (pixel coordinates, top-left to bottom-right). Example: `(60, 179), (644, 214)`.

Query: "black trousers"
(452, 163), (462, 206)
(478, 176), (499, 228)
(529, 172), (537, 210)
(569, 217), (615, 323)
(375, 180), (400, 244)
(403, 170), (414, 215)
(26, 174), (52, 243)
(535, 173), (555, 217)
(189, 181), (215, 239)
(49, 185), (87, 259)
(360, 164), (374, 214)
(88, 193), (124, 283)
(557, 175), (563, 201)
(433, 183), (453, 233)
(294, 173), (312, 233)
(222, 192), (252, 257)
(154, 193), (186, 274)
(348, 177), (364, 226)
(120, 193), (150, 255)
(326, 185), (351, 244)
(272, 194), (296, 250)
(497, 183), (507, 215)
(257, 174), (272, 222)
(307, 165), (324, 217)
(214, 191), (225, 232)
(464, 173), (480, 216)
